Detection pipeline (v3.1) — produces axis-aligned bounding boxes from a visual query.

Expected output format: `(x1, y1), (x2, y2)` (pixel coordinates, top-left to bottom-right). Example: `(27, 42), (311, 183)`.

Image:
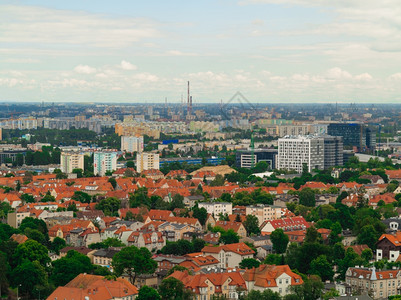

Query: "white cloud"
(0, 5), (161, 48)
(74, 65), (97, 74)
(120, 60), (137, 70)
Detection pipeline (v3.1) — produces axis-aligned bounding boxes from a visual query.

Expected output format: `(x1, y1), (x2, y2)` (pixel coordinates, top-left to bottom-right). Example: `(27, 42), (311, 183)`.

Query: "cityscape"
(2, 1), (401, 300)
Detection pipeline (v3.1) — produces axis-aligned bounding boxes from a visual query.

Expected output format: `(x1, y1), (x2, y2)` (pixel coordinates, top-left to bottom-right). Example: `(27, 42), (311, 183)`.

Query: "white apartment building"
(245, 204), (282, 225)
(278, 135), (324, 173)
(93, 151), (118, 176)
(121, 135), (144, 153)
(136, 152), (159, 173)
(198, 202), (233, 216)
(60, 151), (84, 173)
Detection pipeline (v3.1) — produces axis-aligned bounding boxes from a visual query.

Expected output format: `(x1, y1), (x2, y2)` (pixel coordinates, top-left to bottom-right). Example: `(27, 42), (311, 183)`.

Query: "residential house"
(127, 231), (165, 252)
(215, 221), (247, 239)
(376, 232), (401, 262)
(243, 264), (303, 296)
(202, 243), (255, 269)
(169, 270), (247, 300)
(92, 248), (121, 271)
(260, 216), (310, 235)
(47, 273), (138, 300)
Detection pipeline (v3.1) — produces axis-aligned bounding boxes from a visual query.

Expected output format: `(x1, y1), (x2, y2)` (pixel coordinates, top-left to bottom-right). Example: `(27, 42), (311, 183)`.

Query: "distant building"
(323, 135), (344, 169)
(345, 266), (401, 299)
(60, 151), (84, 174)
(93, 151), (117, 176)
(199, 202), (233, 216)
(328, 123), (375, 150)
(136, 152), (159, 173)
(236, 148), (278, 169)
(278, 135), (325, 173)
(121, 135), (144, 153)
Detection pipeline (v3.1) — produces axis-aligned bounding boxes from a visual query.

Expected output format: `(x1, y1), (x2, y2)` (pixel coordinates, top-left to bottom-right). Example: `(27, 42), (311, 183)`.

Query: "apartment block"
(278, 135), (324, 173)
(245, 204), (282, 225)
(93, 151), (117, 176)
(198, 202), (233, 216)
(345, 266), (401, 299)
(136, 152), (159, 173)
(121, 135), (144, 153)
(60, 151), (84, 173)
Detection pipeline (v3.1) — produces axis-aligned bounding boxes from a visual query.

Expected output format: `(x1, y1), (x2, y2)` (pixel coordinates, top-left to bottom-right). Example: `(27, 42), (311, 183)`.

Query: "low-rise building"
(345, 266), (401, 299)
(202, 243), (254, 269)
(198, 202), (233, 216)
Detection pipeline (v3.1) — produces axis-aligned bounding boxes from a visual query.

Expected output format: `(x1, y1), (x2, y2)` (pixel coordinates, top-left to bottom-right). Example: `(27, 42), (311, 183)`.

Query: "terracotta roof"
(202, 243), (255, 256)
(243, 264), (303, 288)
(10, 233), (28, 244)
(47, 274), (138, 300)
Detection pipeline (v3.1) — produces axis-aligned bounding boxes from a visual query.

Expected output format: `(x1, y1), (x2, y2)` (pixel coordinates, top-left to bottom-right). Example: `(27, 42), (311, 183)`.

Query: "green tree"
(243, 215), (260, 236)
(170, 193), (185, 210)
(95, 197), (121, 216)
(11, 259), (49, 300)
(357, 225), (378, 249)
(20, 193), (35, 203)
(309, 255), (334, 281)
(246, 289), (281, 300)
(72, 191), (92, 203)
(51, 236), (66, 254)
(304, 227), (322, 244)
(108, 177), (117, 189)
(219, 229), (240, 244)
(158, 277), (192, 300)
(299, 188), (316, 207)
(239, 258), (261, 269)
(291, 275), (324, 300)
(270, 229), (289, 254)
(138, 285), (161, 300)
(112, 246), (157, 284)
(72, 168), (83, 178)
(41, 190), (56, 202)
(13, 239), (50, 266)
(50, 250), (93, 286)
(192, 206), (208, 226)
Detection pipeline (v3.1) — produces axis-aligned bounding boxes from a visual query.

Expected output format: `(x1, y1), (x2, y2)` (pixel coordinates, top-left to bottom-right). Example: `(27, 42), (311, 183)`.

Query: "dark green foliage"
(112, 246), (157, 284)
(158, 277), (193, 300)
(239, 258), (261, 269)
(88, 237), (125, 249)
(299, 187), (316, 207)
(270, 229), (289, 254)
(243, 215), (260, 235)
(138, 286), (161, 300)
(50, 250), (93, 286)
(50, 237), (66, 254)
(72, 191), (92, 203)
(95, 197), (121, 216)
(192, 206), (208, 226)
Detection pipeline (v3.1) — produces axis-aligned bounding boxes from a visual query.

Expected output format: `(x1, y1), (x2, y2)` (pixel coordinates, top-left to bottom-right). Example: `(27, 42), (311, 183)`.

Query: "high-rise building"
(93, 151), (118, 176)
(60, 151), (84, 174)
(278, 136), (325, 173)
(327, 123), (375, 150)
(136, 152), (159, 173)
(121, 136), (144, 153)
(322, 135), (343, 169)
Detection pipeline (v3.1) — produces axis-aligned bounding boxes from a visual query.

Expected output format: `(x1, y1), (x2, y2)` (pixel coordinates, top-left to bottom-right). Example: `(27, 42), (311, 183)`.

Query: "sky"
(1, 0), (401, 103)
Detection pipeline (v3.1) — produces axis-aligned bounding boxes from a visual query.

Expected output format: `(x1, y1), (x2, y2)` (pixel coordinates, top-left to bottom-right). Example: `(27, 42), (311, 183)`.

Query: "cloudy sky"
(1, 0), (401, 103)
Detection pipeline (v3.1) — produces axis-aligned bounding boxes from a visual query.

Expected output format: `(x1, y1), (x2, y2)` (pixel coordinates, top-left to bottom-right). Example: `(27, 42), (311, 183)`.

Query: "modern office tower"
(322, 135), (343, 169)
(60, 151), (84, 174)
(327, 123), (375, 150)
(136, 152), (159, 173)
(235, 149), (278, 169)
(93, 151), (118, 176)
(278, 136), (325, 173)
(121, 136), (144, 153)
